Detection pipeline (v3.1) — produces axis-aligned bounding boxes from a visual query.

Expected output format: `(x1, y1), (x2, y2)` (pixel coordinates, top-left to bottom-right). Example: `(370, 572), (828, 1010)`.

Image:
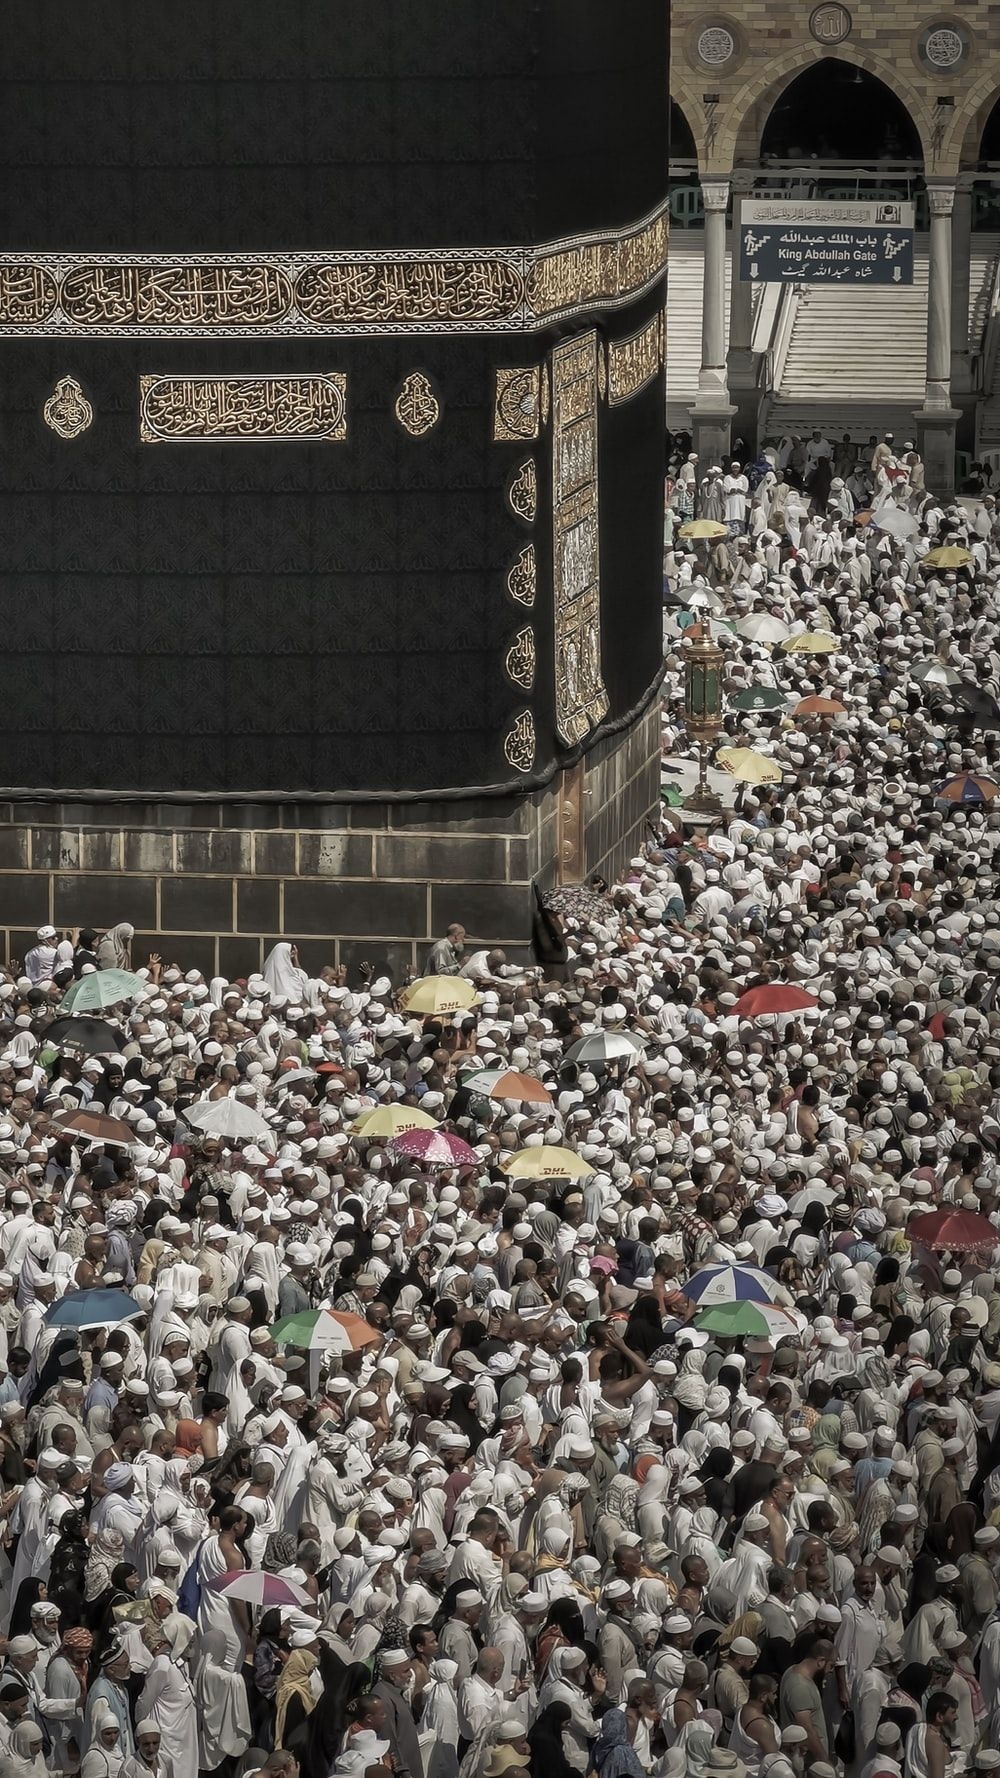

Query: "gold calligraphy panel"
(0, 266), (58, 325)
(530, 211), (668, 326)
(61, 265), (294, 328)
(552, 332), (608, 749)
(0, 203), (666, 336)
(139, 374), (347, 442)
(297, 259), (524, 327)
(607, 311), (665, 406)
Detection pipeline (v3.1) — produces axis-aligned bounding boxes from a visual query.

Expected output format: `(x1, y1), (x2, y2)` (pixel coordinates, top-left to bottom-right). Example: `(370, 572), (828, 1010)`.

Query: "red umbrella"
(733, 986), (818, 1018)
(388, 1129), (480, 1167)
(908, 1209), (997, 1253)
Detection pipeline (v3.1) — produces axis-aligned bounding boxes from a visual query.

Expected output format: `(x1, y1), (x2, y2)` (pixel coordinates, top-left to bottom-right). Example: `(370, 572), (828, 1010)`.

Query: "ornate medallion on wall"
(503, 709), (536, 774)
(809, 3), (852, 44)
(917, 19), (969, 70)
(508, 459), (538, 524)
(685, 16), (744, 75)
(504, 627), (536, 691)
(43, 375), (93, 438)
(494, 367), (542, 441)
(506, 546), (537, 609)
(393, 371), (440, 437)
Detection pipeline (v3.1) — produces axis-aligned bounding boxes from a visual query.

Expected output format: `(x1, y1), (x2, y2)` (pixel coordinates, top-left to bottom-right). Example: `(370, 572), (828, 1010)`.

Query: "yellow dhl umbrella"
(780, 631), (838, 654)
(717, 747), (782, 784)
(678, 519), (729, 540)
(501, 1146), (594, 1180)
(922, 545), (971, 569)
(350, 1105), (439, 1139)
(401, 975), (477, 1017)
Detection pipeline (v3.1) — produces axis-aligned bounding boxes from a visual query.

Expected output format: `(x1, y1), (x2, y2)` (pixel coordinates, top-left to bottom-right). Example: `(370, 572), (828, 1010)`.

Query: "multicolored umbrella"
(401, 976), (477, 1017)
(734, 985), (818, 1017)
(350, 1105), (439, 1138)
(936, 773), (1000, 804)
(388, 1128), (479, 1167)
(60, 971), (146, 1013)
(210, 1570), (312, 1608)
(793, 696), (846, 717)
(731, 687), (787, 712)
(461, 1069), (554, 1106)
(694, 1301), (799, 1340)
(502, 1146), (593, 1181)
(907, 1209), (998, 1253)
(564, 1032), (646, 1066)
(911, 660), (962, 686)
(54, 1109), (134, 1147)
(717, 748), (782, 785)
(270, 1308), (382, 1351)
(680, 1265), (781, 1307)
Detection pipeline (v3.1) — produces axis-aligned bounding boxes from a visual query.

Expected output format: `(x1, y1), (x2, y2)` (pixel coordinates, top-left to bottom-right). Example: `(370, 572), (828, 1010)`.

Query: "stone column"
(914, 179), (961, 496)
(690, 176), (737, 466)
(728, 175), (759, 453)
(950, 182), (973, 397)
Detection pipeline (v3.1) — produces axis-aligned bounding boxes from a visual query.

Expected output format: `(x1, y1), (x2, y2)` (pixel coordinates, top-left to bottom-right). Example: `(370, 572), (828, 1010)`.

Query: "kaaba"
(0, 1), (668, 977)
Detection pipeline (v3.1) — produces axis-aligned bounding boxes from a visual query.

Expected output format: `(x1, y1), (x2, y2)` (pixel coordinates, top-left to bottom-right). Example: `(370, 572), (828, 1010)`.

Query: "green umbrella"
(693, 1300), (798, 1339)
(60, 970), (146, 1013)
(731, 686), (787, 712)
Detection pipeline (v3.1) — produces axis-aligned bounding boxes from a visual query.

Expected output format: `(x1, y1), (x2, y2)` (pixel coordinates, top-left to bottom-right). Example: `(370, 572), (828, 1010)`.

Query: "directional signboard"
(739, 198), (915, 285)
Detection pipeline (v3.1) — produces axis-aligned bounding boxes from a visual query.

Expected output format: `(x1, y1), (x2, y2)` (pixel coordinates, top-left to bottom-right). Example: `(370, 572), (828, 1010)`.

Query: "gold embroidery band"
(607, 311), (665, 407)
(552, 332), (609, 748)
(139, 374), (347, 442)
(0, 204), (667, 337)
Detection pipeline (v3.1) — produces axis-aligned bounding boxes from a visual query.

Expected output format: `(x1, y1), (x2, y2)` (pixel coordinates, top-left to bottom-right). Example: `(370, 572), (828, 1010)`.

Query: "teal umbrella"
(732, 686), (786, 712)
(60, 971), (145, 1013)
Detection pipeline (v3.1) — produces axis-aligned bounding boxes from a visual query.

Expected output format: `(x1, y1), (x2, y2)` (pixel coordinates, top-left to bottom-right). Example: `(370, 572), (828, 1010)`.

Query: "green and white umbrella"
(60, 970), (145, 1013)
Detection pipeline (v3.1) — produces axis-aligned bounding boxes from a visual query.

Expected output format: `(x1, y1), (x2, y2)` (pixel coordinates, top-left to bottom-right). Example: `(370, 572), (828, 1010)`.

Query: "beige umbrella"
(717, 747), (782, 784)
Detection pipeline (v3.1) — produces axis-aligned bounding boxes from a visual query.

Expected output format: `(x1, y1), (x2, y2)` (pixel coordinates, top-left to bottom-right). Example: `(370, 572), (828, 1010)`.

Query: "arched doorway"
(760, 58), (922, 162)
(979, 93), (1000, 162)
(670, 99), (697, 163)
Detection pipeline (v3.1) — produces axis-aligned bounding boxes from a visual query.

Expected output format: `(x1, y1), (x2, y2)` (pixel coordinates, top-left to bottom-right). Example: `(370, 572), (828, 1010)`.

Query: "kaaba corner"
(0, 0), (669, 973)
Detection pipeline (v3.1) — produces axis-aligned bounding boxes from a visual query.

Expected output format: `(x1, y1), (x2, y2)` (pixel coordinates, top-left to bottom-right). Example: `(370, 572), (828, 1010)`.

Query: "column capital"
(926, 180), (957, 219)
(701, 178), (731, 212)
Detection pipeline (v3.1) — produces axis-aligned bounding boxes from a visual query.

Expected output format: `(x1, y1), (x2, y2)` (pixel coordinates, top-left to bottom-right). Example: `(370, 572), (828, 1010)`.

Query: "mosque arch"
(720, 48), (931, 174)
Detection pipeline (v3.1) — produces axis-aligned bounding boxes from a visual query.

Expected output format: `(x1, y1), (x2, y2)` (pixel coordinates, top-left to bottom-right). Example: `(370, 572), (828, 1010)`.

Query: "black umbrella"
(42, 1015), (123, 1057)
(951, 684), (1000, 727)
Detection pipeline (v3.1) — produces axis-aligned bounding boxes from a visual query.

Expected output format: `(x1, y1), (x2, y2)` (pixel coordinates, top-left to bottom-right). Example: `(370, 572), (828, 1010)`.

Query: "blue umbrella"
(44, 1288), (144, 1330)
(679, 1265), (780, 1307)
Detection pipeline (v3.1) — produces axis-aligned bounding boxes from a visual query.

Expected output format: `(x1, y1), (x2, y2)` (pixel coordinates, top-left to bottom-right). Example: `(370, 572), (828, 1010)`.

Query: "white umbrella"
(736, 614), (791, 645)
(185, 1099), (272, 1143)
(873, 505), (919, 541)
(787, 1184), (840, 1216)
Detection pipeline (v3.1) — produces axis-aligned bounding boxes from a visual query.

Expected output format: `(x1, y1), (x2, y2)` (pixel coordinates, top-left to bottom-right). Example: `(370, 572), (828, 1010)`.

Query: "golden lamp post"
(683, 621), (725, 817)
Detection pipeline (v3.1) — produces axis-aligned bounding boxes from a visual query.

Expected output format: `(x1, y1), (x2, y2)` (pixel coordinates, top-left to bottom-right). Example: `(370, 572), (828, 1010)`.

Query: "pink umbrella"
(388, 1128), (480, 1167)
(210, 1570), (312, 1607)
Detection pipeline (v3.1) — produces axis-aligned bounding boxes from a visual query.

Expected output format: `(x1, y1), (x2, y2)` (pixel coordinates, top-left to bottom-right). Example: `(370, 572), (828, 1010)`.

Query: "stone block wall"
(0, 708), (660, 981)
